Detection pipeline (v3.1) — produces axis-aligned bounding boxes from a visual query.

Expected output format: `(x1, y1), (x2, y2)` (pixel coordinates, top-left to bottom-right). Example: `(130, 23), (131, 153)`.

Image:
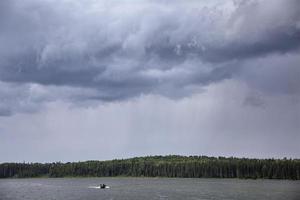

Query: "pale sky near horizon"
(0, 0), (299, 163)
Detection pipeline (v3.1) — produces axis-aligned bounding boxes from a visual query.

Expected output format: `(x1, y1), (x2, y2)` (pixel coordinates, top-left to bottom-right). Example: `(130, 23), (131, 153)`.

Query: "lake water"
(0, 178), (299, 200)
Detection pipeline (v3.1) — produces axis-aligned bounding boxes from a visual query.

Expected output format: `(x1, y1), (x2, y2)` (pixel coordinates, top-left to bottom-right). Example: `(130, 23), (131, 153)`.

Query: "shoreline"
(1, 176), (299, 181)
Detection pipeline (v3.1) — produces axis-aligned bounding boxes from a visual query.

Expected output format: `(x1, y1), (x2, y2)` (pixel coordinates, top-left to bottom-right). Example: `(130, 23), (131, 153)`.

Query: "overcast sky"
(0, 0), (299, 163)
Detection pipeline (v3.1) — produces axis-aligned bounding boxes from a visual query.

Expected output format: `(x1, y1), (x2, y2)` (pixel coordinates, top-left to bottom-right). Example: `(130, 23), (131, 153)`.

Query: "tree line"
(1, 155), (299, 179)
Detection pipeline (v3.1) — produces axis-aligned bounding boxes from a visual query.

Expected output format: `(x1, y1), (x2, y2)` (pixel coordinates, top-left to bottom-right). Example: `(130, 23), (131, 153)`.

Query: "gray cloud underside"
(0, 0), (300, 115)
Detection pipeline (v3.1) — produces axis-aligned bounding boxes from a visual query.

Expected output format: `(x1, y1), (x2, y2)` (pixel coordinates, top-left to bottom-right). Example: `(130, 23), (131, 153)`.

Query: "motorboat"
(88, 184), (110, 189)
(99, 184), (110, 189)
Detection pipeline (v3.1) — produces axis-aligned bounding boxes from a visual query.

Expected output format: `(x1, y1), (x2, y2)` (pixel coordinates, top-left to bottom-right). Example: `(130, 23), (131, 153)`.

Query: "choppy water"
(0, 178), (299, 200)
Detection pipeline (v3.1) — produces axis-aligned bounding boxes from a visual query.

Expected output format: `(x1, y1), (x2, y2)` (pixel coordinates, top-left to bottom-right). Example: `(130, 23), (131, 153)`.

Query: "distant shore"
(1, 155), (299, 180)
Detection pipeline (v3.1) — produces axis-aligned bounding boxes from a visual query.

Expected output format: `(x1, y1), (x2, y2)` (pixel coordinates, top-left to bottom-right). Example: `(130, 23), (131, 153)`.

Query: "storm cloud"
(0, 0), (299, 161)
(0, 0), (299, 115)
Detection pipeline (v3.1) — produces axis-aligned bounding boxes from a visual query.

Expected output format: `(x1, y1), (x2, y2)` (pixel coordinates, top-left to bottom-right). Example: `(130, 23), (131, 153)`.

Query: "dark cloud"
(0, 0), (299, 161)
(239, 52), (300, 96)
(0, 0), (299, 115)
(0, 108), (11, 117)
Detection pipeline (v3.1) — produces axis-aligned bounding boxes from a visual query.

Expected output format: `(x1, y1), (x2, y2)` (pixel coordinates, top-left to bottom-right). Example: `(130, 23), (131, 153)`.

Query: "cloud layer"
(0, 0), (300, 161)
(0, 0), (300, 115)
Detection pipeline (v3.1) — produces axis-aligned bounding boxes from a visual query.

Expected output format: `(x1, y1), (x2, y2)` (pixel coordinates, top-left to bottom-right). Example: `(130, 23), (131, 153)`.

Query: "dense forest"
(1, 155), (299, 179)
